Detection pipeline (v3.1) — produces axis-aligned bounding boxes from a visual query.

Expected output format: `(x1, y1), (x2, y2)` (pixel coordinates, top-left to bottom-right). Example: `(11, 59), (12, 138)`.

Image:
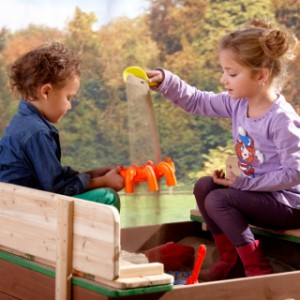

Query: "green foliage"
(0, 1), (299, 187)
(187, 140), (235, 180)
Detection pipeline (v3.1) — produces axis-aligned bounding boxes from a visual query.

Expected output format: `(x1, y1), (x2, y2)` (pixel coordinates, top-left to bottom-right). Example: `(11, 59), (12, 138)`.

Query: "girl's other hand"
(146, 69), (164, 88)
(212, 169), (236, 187)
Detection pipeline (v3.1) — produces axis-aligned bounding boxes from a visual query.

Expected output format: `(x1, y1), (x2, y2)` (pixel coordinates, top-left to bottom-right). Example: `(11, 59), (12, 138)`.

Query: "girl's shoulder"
(273, 95), (300, 119)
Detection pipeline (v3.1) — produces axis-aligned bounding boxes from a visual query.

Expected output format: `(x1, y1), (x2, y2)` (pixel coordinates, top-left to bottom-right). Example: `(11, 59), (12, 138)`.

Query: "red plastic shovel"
(185, 244), (207, 285)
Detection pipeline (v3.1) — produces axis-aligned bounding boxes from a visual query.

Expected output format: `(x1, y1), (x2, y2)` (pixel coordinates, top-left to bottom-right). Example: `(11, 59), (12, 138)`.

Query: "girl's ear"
(40, 83), (52, 100)
(257, 68), (270, 85)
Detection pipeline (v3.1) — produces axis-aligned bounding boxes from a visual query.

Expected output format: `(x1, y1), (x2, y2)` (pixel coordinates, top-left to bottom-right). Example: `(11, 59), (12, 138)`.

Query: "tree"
(148, 0), (207, 61)
(272, 0), (300, 113)
(1, 25), (63, 66)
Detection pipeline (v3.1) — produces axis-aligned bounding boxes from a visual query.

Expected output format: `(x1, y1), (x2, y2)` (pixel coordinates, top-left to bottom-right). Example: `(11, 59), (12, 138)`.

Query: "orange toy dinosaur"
(120, 157), (177, 193)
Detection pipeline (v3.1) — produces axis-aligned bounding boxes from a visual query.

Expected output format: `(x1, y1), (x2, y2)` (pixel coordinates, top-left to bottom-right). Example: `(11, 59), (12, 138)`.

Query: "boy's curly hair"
(9, 42), (81, 101)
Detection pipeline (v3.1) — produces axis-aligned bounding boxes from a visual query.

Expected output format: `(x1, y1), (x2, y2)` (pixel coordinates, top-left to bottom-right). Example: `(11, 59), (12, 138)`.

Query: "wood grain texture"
(55, 198), (74, 300)
(0, 182), (174, 292)
(0, 183), (120, 282)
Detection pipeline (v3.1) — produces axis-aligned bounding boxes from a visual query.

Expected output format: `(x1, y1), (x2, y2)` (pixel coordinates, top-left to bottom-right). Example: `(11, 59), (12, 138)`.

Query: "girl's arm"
(148, 68), (233, 118)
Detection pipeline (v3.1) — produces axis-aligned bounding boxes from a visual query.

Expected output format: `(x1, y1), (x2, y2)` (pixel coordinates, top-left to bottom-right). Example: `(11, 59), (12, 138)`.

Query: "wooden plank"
(119, 262), (163, 278)
(190, 208), (300, 242)
(72, 199), (120, 280)
(94, 272), (173, 289)
(0, 214), (56, 260)
(0, 256), (55, 300)
(55, 198), (74, 300)
(0, 183), (58, 262)
(0, 183), (121, 282)
(0, 182), (58, 226)
(225, 155), (241, 176)
(159, 271), (300, 300)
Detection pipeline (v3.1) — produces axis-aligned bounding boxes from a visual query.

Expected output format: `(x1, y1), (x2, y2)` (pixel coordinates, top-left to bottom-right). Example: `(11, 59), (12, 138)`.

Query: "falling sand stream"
(123, 74), (163, 226)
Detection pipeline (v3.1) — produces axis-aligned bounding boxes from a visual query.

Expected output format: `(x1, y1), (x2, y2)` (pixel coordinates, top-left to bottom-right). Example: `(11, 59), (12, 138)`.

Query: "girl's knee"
(204, 189), (228, 214)
(193, 176), (214, 196)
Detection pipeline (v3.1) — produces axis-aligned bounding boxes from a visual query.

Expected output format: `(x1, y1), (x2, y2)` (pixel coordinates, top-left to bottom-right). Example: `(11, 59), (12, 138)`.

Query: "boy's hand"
(89, 166), (113, 177)
(103, 166), (125, 191)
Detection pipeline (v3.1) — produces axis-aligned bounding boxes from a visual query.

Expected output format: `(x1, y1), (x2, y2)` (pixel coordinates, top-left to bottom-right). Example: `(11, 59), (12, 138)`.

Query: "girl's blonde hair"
(220, 19), (298, 90)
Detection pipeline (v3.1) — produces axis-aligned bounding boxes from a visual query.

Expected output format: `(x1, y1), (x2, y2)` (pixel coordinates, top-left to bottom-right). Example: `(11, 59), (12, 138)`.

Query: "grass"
(119, 190), (196, 228)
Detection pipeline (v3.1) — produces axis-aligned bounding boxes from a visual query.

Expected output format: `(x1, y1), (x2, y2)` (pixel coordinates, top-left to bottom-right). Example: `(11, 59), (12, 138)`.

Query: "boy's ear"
(40, 83), (52, 100)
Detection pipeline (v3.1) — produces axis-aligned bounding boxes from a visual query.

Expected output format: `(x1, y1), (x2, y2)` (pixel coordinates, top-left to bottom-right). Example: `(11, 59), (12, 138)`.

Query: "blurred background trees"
(0, 0), (299, 187)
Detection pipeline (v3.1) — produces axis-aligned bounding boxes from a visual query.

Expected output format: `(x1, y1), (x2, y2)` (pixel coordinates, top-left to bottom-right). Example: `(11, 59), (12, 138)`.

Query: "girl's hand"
(146, 69), (164, 88)
(103, 166), (125, 191)
(212, 169), (236, 187)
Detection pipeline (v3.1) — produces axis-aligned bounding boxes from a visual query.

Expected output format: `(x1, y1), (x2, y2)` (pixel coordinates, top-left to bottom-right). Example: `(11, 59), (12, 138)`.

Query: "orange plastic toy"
(120, 157), (177, 193)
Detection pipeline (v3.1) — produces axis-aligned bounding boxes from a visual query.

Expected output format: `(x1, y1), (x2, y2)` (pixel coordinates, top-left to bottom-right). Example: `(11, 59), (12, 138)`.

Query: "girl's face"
(43, 76), (80, 123)
(219, 49), (261, 100)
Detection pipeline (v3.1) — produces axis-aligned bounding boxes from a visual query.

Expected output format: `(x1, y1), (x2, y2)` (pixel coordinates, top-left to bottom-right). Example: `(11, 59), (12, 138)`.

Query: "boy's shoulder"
(5, 106), (57, 143)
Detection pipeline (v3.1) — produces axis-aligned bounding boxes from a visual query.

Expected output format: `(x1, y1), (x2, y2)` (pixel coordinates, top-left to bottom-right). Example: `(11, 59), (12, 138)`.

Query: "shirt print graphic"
(235, 126), (264, 178)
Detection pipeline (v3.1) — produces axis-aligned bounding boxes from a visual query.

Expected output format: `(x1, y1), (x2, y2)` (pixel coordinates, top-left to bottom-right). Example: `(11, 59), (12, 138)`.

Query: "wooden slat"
(72, 199), (120, 280)
(119, 262), (163, 279)
(0, 183), (58, 262)
(94, 272), (173, 289)
(225, 155), (241, 177)
(55, 198), (74, 300)
(190, 208), (300, 241)
(0, 183), (121, 281)
(160, 271), (300, 300)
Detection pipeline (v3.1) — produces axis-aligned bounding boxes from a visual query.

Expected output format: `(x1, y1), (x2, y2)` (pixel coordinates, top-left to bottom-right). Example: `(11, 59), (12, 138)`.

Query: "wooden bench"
(190, 155), (300, 244)
(190, 208), (300, 244)
(0, 182), (173, 300)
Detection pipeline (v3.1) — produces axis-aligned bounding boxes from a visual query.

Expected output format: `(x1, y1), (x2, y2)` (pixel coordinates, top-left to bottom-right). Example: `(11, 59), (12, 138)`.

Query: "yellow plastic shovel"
(123, 66), (158, 87)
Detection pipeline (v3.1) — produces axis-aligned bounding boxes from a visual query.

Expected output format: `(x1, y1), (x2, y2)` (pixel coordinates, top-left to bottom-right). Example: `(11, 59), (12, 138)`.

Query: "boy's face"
(43, 76), (80, 123)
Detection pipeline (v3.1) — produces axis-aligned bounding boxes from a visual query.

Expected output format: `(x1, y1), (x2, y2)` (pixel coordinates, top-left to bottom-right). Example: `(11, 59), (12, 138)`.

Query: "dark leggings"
(194, 176), (300, 247)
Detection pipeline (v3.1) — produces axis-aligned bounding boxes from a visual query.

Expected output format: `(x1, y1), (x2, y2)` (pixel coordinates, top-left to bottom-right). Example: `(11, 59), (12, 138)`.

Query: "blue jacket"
(0, 100), (89, 195)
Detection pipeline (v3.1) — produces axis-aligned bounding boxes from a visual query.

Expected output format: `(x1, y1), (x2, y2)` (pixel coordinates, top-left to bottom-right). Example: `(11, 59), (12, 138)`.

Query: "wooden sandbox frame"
(0, 182), (173, 300)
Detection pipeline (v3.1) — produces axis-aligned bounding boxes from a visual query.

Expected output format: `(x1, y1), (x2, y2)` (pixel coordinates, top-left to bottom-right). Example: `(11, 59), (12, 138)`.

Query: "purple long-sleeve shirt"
(157, 69), (300, 209)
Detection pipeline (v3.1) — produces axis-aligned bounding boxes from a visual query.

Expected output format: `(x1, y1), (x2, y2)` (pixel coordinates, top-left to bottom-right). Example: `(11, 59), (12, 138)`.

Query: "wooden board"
(190, 208), (300, 241)
(2, 221), (300, 299)
(72, 199), (120, 280)
(225, 155), (241, 177)
(0, 182), (173, 295)
(0, 182), (121, 281)
(95, 273), (173, 289)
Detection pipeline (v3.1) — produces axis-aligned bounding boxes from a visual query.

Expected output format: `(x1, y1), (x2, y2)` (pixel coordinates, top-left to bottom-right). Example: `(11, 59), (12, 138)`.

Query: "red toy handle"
(185, 244), (207, 285)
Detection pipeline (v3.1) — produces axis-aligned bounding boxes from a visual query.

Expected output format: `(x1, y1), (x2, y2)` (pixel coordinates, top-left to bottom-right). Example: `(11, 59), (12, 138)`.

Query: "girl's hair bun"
(247, 18), (297, 61)
(261, 29), (289, 60)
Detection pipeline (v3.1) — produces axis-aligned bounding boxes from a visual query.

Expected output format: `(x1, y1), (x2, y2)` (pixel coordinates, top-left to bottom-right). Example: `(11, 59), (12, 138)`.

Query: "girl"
(0, 43), (124, 211)
(146, 19), (300, 279)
